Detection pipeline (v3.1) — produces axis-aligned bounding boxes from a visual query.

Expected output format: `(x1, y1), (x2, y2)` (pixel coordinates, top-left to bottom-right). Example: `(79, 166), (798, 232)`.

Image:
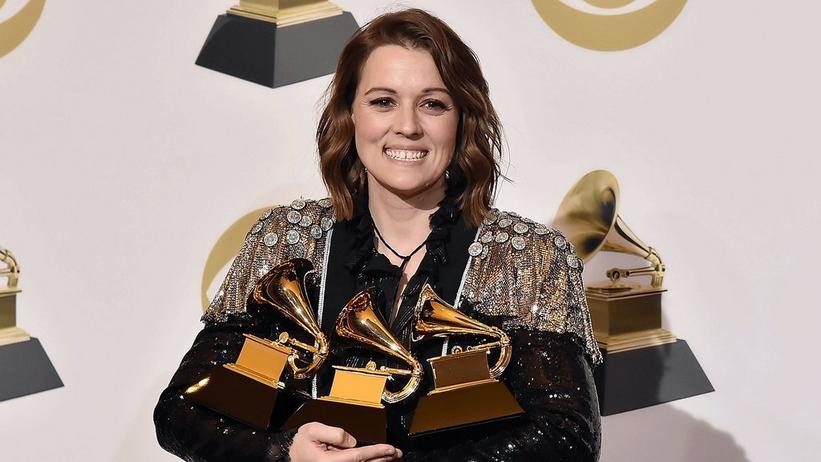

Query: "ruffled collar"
(343, 189), (461, 276)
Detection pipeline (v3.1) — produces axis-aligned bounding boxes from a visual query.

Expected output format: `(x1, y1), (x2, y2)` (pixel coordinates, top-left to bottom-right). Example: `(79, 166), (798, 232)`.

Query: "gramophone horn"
(553, 170), (665, 288)
(251, 259), (329, 379)
(414, 284), (512, 378)
(335, 288), (423, 404)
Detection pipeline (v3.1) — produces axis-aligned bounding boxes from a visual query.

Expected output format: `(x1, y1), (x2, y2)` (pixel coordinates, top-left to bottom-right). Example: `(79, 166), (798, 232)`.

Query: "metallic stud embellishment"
(534, 224), (549, 235)
(567, 254), (579, 269)
(318, 198), (333, 208)
(480, 245), (489, 260)
(483, 212), (498, 225)
(259, 209), (272, 220)
(481, 231), (494, 243)
(468, 242), (483, 257)
(514, 222), (529, 234)
(508, 211), (520, 218)
(498, 218), (512, 228)
(250, 222), (263, 234)
(258, 264), (270, 277)
(310, 225), (323, 239)
(320, 216), (334, 231)
(286, 229), (300, 245)
(287, 210), (301, 224)
(553, 235), (567, 249)
(495, 231), (509, 243)
(299, 215), (313, 227)
(291, 199), (306, 210)
(263, 232), (279, 247)
(511, 236), (526, 250)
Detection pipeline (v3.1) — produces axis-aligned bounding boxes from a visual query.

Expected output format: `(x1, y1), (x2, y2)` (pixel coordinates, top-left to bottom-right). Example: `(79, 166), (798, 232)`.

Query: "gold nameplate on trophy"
(1, 248), (29, 347)
(554, 170), (677, 352)
(228, 0), (342, 26)
(284, 287), (423, 443)
(408, 284), (524, 436)
(187, 259), (328, 430)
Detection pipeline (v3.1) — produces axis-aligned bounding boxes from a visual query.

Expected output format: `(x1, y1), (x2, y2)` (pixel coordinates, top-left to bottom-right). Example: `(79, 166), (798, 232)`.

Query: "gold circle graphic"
(531, 0), (687, 51)
(0, 0), (46, 58)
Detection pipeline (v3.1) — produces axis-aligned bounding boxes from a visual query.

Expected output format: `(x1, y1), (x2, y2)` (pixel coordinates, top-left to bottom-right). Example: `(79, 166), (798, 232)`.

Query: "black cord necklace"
(373, 223), (428, 273)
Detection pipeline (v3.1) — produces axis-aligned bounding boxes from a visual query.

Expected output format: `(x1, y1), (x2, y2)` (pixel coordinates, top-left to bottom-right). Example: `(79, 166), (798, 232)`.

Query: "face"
(351, 45), (460, 200)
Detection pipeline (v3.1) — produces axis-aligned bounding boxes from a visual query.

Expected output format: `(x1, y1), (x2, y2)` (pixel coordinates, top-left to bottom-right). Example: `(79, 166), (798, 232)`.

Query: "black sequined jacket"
(154, 196), (602, 461)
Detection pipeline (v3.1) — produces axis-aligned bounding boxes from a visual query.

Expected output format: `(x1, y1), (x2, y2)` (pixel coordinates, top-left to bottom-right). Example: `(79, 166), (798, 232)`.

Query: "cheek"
(353, 111), (389, 145)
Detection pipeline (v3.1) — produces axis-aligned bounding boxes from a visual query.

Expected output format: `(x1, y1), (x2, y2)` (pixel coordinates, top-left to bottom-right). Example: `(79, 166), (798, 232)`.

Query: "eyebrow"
(363, 87), (450, 96)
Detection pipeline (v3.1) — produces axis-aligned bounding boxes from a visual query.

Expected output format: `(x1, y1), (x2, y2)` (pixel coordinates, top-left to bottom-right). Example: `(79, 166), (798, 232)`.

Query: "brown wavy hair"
(317, 8), (503, 227)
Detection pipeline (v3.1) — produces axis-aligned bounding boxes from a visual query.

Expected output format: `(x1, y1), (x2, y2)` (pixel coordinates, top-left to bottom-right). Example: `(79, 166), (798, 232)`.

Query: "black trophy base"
(196, 12), (359, 88)
(409, 380), (524, 436)
(188, 366), (280, 430)
(284, 398), (387, 443)
(0, 337), (63, 401)
(594, 339), (714, 416)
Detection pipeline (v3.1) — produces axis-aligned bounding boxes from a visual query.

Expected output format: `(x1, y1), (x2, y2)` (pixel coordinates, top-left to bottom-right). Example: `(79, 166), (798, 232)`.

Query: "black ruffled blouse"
(153, 193), (601, 461)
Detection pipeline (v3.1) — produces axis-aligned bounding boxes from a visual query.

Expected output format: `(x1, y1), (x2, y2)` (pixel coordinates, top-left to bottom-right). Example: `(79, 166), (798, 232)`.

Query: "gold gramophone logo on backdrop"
(531, 0), (687, 51)
(0, 0), (46, 58)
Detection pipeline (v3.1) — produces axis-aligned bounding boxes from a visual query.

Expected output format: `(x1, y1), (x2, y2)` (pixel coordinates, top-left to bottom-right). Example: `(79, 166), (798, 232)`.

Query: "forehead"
(357, 45), (446, 92)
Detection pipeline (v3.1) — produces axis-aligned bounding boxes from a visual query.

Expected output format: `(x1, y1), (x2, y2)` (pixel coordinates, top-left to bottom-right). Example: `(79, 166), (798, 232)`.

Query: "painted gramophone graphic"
(284, 287), (423, 443)
(0, 246), (62, 401)
(408, 284), (524, 435)
(186, 258), (328, 429)
(553, 170), (712, 415)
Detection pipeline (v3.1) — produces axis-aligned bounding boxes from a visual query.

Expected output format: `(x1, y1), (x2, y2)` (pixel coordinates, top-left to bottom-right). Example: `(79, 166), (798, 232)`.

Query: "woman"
(154, 8), (602, 462)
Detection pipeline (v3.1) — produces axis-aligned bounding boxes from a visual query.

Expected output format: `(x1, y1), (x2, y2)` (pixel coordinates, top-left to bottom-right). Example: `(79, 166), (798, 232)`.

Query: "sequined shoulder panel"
(461, 209), (602, 365)
(202, 198), (335, 323)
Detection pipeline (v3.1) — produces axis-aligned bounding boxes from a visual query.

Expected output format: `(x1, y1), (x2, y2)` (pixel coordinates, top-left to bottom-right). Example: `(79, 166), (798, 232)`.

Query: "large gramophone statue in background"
(0, 246), (63, 401)
(553, 170), (713, 415)
(196, 1), (359, 88)
(408, 284), (523, 435)
(284, 287), (423, 443)
(186, 258), (328, 429)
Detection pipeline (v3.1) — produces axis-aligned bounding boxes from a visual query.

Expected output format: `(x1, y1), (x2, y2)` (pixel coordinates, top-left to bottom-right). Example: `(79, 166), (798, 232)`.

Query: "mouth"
(383, 148), (429, 162)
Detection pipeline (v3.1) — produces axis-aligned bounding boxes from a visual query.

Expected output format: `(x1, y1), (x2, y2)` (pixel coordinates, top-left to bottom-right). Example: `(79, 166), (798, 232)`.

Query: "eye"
(420, 99), (451, 114)
(368, 97), (396, 109)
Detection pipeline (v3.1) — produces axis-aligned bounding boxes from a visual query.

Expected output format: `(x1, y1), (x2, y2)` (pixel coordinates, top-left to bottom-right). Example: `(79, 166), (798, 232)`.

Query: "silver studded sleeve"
(403, 218), (602, 461)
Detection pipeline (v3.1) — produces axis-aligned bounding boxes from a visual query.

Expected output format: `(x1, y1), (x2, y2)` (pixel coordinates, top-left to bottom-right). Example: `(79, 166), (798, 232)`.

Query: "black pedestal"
(0, 338), (63, 401)
(594, 339), (714, 415)
(196, 12), (359, 88)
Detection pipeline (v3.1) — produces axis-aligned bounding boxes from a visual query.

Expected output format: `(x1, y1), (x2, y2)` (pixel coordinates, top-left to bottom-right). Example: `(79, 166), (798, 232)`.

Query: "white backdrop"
(2, 1), (819, 460)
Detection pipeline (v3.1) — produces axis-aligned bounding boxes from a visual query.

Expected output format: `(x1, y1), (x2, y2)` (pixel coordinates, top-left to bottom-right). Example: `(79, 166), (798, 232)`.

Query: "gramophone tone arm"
(378, 365), (413, 376)
(606, 246), (665, 288)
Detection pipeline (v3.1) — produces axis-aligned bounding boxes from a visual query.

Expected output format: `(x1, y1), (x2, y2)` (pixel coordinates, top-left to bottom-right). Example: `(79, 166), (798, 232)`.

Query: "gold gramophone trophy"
(195, 1), (359, 88)
(408, 284), (524, 435)
(553, 170), (712, 415)
(284, 287), (423, 443)
(186, 258), (328, 429)
(1, 246), (63, 401)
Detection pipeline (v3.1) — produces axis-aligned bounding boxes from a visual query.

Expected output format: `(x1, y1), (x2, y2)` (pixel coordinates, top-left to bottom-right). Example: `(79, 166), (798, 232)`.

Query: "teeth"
(384, 149), (428, 161)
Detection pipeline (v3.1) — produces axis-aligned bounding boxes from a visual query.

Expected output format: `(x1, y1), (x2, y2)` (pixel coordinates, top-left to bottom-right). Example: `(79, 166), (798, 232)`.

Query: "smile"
(383, 148), (429, 162)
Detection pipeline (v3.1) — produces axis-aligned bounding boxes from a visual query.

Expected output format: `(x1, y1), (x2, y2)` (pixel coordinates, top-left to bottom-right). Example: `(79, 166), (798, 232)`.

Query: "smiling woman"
(154, 8), (601, 462)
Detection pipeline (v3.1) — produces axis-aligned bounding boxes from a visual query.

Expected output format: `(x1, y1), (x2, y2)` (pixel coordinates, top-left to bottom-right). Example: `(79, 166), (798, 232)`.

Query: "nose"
(393, 105), (422, 138)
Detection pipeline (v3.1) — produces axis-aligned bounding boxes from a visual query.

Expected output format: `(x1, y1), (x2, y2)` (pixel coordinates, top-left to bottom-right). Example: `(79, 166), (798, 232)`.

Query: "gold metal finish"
(334, 288), (423, 403)
(408, 284), (523, 435)
(251, 258), (328, 379)
(228, 0), (342, 27)
(1, 247), (20, 289)
(554, 170), (677, 352)
(413, 284), (512, 378)
(1, 246), (28, 346)
(554, 169), (665, 288)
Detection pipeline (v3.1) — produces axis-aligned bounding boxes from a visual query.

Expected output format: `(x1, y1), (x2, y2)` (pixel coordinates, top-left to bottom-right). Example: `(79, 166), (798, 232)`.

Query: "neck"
(367, 178), (446, 254)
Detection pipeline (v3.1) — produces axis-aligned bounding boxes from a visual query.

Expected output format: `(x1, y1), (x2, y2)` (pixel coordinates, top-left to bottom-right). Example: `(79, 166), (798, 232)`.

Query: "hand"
(288, 422), (403, 462)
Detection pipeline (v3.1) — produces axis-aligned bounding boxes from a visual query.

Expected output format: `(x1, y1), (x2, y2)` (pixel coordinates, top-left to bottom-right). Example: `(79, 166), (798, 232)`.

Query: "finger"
(304, 422), (357, 448)
(325, 444), (400, 462)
